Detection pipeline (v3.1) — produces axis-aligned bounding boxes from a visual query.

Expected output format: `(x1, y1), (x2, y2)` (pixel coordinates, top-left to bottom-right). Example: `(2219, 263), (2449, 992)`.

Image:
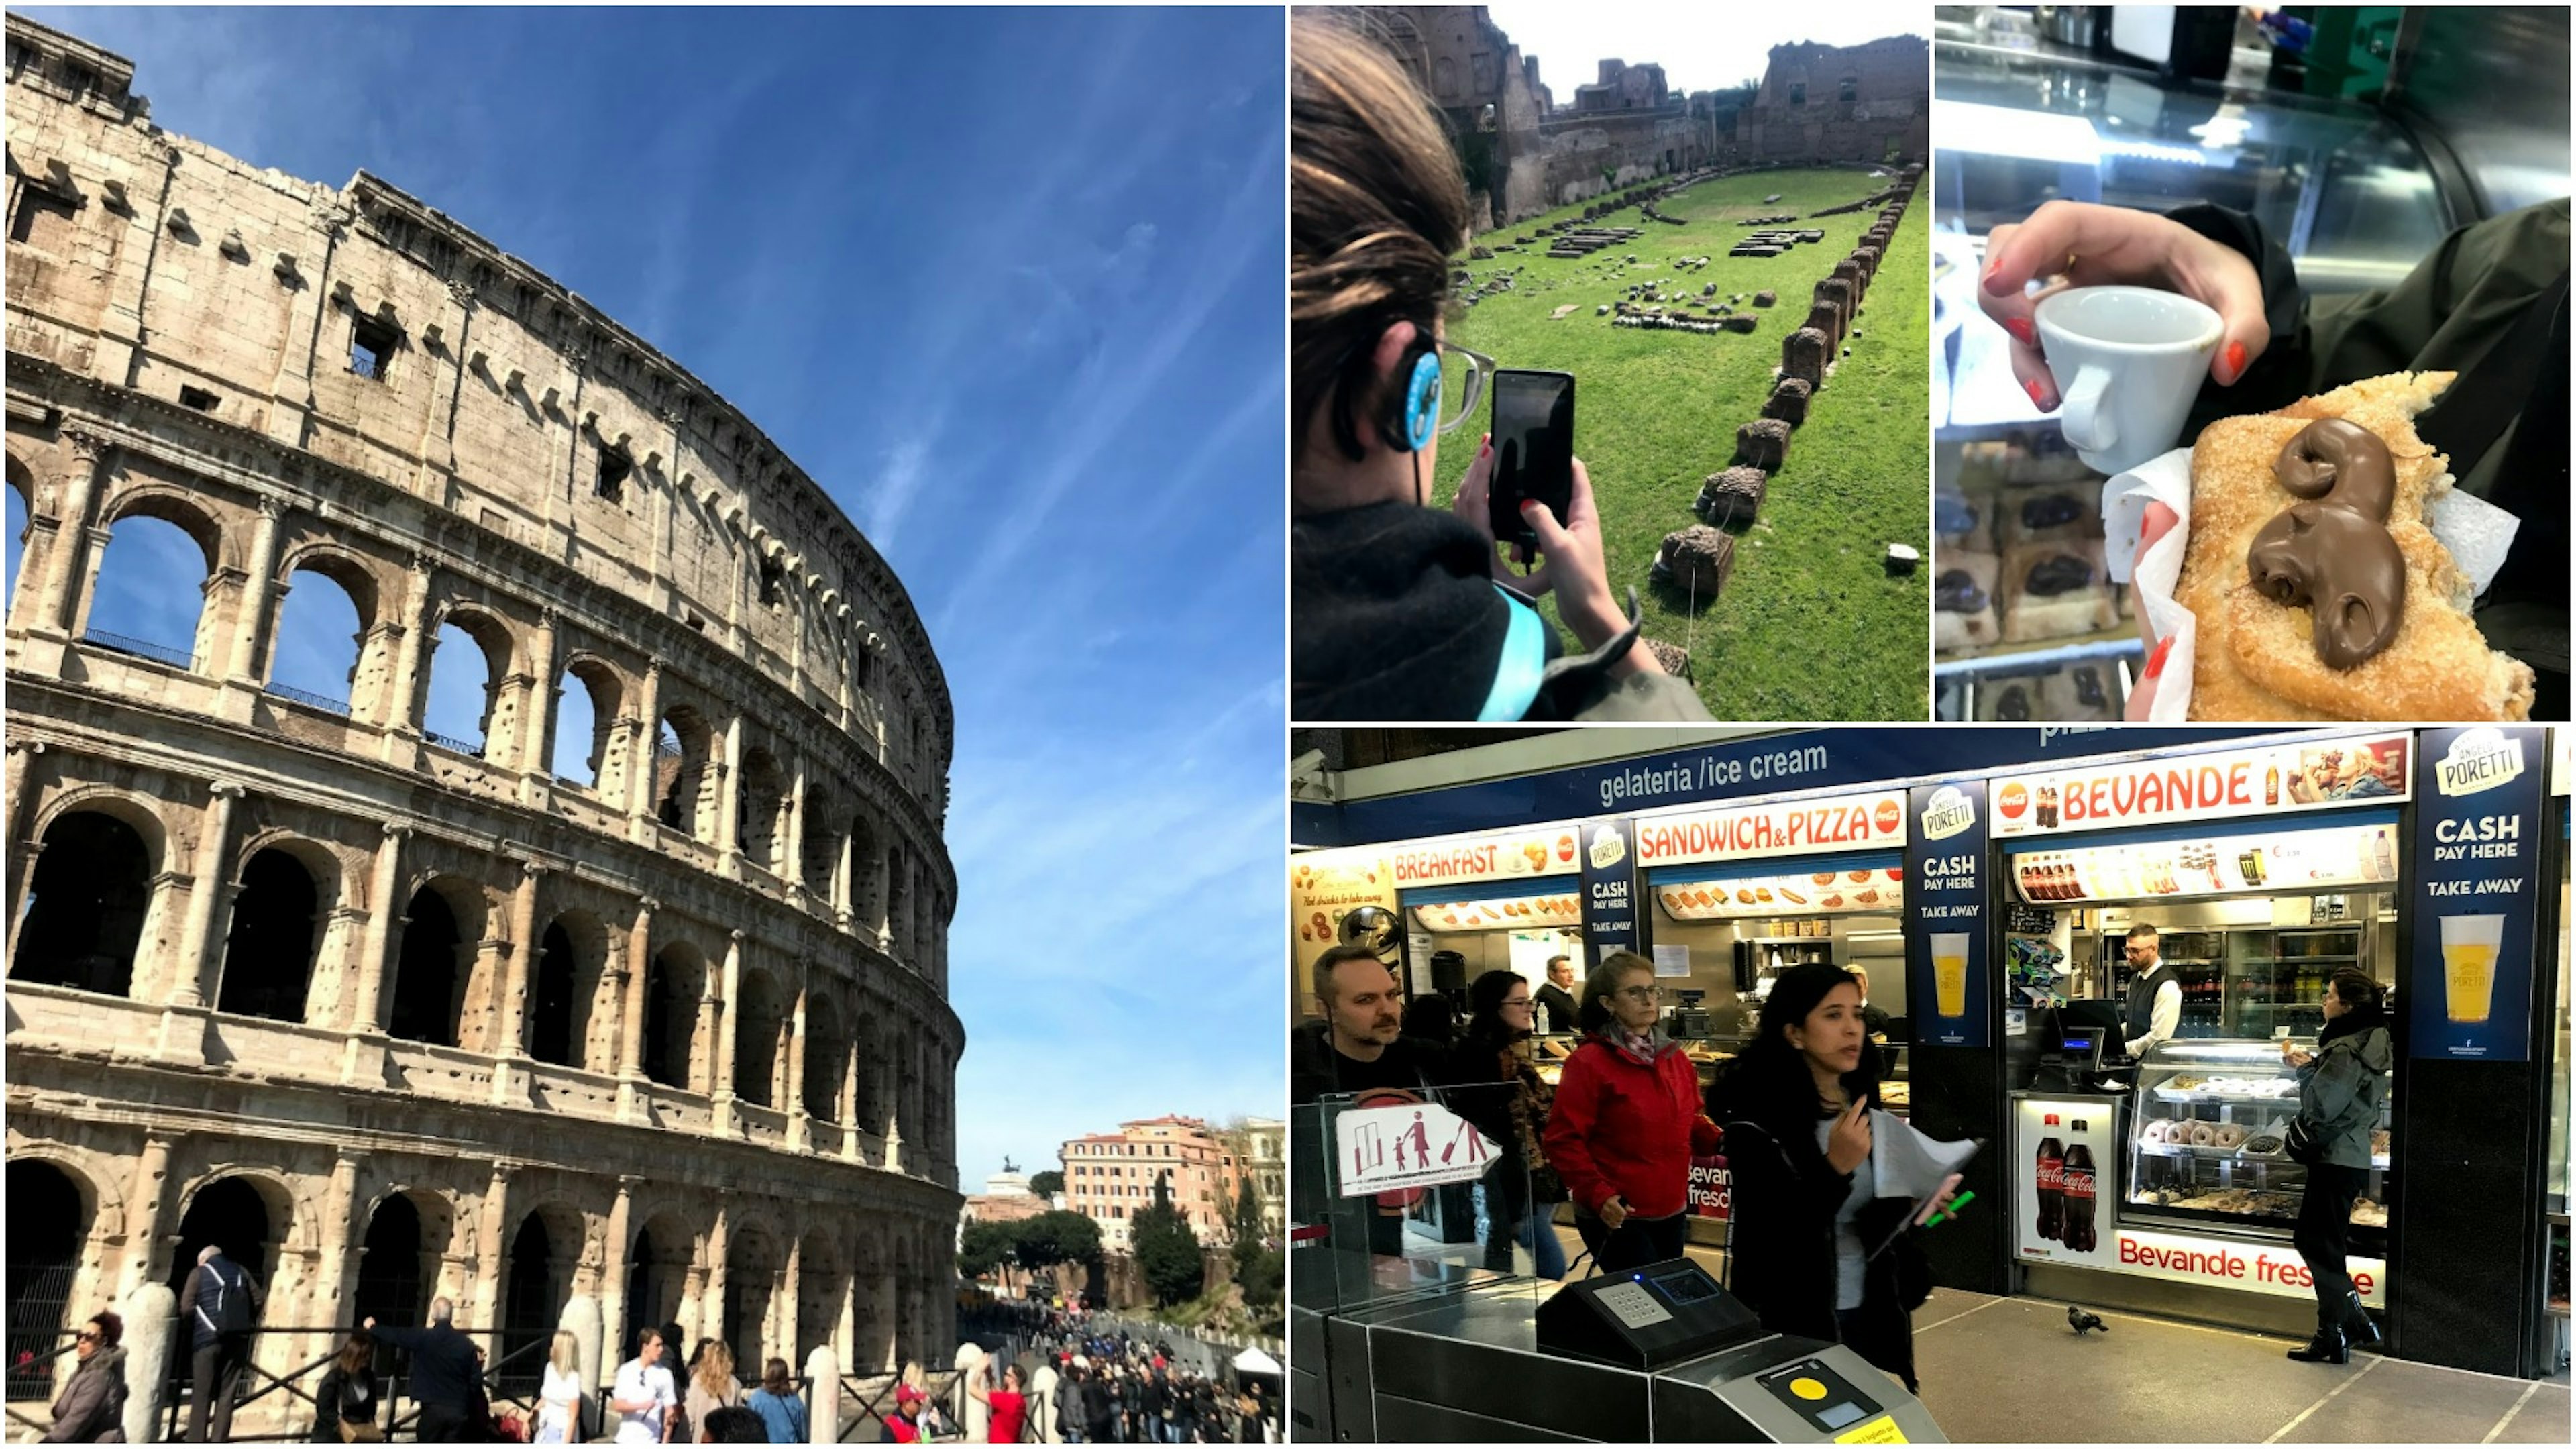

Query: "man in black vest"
(2120, 922), (2184, 1063)
(178, 1245), (262, 1443)
(1534, 956), (1581, 1037)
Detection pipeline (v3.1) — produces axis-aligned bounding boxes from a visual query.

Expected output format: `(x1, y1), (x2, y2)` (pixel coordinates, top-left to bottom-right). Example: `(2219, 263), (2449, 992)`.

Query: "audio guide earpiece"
(1382, 341), (1442, 453)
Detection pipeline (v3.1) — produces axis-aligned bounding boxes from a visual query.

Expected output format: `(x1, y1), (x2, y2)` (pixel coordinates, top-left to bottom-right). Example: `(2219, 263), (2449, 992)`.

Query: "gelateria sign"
(1991, 734), (2412, 837)
(1635, 790), (1908, 866)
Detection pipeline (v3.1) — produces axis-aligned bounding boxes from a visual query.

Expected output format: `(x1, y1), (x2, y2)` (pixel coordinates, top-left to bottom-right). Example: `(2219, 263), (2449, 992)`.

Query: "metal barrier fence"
(136, 1322), (548, 1443)
(80, 629), (193, 669)
(4, 1265), (79, 1402)
(264, 682), (352, 716)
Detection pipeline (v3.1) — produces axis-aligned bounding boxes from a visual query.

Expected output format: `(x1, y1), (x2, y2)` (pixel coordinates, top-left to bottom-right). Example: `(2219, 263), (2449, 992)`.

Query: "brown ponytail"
(1291, 15), (1470, 468)
(2326, 969), (2384, 1012)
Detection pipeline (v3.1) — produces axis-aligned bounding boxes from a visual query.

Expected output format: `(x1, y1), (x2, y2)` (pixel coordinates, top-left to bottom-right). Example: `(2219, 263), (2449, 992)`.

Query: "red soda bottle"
(2035, 1116), (2065, 1242)
(2062, 1123), (2098, 1252)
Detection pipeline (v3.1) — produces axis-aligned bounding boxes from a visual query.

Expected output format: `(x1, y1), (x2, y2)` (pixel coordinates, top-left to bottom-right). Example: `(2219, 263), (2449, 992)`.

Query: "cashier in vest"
(2118, 922), (2184, 1066)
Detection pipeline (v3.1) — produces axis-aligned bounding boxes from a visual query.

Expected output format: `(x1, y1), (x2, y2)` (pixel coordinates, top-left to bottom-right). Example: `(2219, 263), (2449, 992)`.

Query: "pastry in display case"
(2127, 1038), (2392, 1236)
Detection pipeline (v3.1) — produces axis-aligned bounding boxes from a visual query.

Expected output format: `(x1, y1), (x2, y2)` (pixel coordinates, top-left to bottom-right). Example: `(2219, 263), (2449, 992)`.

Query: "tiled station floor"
(1522, 1223), (2573, 1443)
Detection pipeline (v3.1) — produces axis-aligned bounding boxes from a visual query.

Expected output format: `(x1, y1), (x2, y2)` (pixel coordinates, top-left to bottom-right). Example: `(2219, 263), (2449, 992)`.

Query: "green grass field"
(1432, 167), (1929, 721)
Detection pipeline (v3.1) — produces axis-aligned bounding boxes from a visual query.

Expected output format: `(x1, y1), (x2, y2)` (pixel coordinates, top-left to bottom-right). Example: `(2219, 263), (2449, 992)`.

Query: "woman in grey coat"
(42, 1311), (127, 1442)
(2279, 970), (2392, 1364)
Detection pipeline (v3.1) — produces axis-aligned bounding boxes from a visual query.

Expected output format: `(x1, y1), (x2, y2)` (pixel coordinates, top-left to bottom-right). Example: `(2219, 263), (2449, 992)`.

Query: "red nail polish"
(1984, 256), (2003, 281)
(2224, 341), (2247, 380)
(2143, 635), (2174, 680)
(2024, 376), (2049, 408)
(2004, 317), (2035, 349)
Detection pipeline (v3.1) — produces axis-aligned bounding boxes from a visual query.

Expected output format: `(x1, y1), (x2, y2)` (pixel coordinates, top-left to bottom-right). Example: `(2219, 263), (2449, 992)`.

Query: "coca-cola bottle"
(2035, 1117), (2066, 1242)
(2062, 1124), (2098, 1252)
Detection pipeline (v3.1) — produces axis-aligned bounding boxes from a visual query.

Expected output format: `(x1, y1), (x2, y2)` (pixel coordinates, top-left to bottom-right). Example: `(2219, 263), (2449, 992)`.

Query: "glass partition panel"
(1291, 1083), (1544, 1321)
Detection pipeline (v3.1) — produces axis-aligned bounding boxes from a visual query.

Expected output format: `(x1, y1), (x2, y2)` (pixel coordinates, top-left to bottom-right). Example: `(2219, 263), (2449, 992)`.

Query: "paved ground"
(1522, 1222), (2571, 1443)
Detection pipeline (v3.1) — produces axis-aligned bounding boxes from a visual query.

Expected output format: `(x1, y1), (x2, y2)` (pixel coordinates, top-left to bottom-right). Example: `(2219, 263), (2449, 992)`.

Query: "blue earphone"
(1398, 347), (1442, 453)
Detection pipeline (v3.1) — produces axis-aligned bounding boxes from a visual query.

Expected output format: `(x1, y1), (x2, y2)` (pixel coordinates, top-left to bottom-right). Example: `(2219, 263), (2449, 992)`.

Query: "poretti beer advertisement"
(1578, 816), (1641, 964)
(1907, 781), (1990, 1048)
(2409, 726), (2546, 1062)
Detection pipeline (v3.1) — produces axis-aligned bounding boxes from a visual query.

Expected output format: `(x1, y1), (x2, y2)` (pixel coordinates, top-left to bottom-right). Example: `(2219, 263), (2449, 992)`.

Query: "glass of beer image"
(2438, 914), (2505, 1024)
(1933, 932), (1970, 1018)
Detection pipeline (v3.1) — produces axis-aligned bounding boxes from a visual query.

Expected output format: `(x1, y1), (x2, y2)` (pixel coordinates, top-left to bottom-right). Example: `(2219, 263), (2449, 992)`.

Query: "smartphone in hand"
(1485, 368), (1575, 549)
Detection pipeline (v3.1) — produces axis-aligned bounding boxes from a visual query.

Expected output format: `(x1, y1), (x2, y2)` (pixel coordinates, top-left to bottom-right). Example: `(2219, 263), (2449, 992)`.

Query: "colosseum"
(3, 14), (959, 1437)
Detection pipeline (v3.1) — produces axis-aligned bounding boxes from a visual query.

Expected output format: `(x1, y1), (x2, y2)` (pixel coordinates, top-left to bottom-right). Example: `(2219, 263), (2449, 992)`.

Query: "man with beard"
(1291, 945), (1458, 1257)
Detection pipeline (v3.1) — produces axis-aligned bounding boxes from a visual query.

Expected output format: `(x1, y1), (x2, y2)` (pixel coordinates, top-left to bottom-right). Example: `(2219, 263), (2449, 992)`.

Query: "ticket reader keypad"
(1757, 1358), (1882, 1434)
(1594, 1280), (1677, 1330)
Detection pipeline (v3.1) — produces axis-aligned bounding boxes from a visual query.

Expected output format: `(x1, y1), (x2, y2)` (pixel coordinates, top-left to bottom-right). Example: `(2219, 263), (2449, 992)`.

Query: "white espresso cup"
(2033, 286), (2224, 474)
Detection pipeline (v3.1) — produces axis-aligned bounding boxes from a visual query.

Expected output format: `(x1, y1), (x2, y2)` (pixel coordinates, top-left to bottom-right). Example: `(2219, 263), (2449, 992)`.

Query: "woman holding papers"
(1707, 963), (1959, 1394)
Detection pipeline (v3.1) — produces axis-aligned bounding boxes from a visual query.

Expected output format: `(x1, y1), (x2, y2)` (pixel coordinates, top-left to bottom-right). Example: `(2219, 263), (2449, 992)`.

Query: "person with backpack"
(310, 1331), (380, 1442)
(178, 1245), (262, 1442)
(40, 1310), (126, 1443)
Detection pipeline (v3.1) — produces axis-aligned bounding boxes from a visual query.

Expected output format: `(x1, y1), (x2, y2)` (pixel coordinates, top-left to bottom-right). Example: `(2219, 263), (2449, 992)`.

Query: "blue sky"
(18, 6), (1287, 1187)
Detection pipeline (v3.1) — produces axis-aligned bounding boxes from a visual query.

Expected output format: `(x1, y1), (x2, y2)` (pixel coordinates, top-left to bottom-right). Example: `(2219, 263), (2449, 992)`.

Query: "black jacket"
(367, 1324), (480, 1411)
(1708, 1064), (1929, 1391)
(311, 1364), (378, 1441)
(1288, 1019), (1448, 1106)
(1291, 501), (1711, 722)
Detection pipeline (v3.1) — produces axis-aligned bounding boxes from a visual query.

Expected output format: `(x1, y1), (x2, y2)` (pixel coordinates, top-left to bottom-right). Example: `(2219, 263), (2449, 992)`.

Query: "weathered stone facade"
(1735, 36), (1930, 166)
(1311, 6), (1717, 230)
(2, 13), (959, 1432)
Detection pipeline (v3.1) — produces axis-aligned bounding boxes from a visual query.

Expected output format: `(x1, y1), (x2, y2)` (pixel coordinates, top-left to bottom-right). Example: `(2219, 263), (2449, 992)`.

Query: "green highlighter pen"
(1925, 1190), (1977, 1227)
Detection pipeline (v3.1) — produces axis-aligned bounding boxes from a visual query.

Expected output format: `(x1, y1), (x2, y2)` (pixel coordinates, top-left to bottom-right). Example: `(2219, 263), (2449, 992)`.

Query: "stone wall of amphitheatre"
(3, 15), (961, 1427)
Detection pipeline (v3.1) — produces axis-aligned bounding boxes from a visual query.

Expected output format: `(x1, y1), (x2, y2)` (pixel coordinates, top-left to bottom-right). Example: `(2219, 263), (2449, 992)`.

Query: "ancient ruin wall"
(3, 14), (961, 1428)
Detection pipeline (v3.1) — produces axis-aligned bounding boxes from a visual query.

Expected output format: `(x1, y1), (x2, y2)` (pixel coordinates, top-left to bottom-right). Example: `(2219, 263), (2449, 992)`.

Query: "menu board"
(1289, 850), (1399, 987)
(1411, 894), (1582, 933)
(2006, 818), (2400, 905)
(1656, 865), (1904, 921)
(1991, 735), (2410, 838)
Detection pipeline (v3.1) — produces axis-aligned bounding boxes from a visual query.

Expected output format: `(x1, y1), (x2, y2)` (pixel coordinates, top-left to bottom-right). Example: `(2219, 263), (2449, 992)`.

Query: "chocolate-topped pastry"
(2024, 554), (2094, 596)
(1994, 684), (2033, 721)
(2021, 492), (2084, 531)
(2073, 665), (2107, 708)
(2245, 416), (2406, 669)
(1934, 569), (1988, 614)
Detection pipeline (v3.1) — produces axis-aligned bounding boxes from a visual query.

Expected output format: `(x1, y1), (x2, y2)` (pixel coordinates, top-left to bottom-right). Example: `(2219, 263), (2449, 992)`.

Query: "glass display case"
(1927, 13), (2463, 719)
(2124, 1039), (2390, 1244)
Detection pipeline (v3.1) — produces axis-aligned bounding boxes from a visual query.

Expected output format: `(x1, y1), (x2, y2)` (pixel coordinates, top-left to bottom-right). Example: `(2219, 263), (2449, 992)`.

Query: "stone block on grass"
(1762, 377), (1812, 425)
(1782, 327), (1830, 387)
(1654, 525), (1737, 600)
(1698, 466), (1769, 526)
(1735, 418), (1792, 471)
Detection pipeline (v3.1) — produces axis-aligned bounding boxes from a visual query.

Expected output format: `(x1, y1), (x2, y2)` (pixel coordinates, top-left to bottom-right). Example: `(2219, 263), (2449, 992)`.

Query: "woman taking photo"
(1706, 963), (1941, 1394)
(2279, 969), (2394, 1364)
(1289, 16), (1703, 722)
(1453, 969), (1570, 1279)
(1542, 951), (1719, 1271)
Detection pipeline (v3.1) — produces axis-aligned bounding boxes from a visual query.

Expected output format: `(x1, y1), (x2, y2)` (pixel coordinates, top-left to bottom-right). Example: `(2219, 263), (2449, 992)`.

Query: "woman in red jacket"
(1542, 951), (1721, 1271)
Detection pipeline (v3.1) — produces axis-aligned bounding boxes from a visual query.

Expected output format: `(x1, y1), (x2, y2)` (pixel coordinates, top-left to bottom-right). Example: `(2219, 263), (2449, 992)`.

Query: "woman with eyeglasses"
(1705, 963), (1943, 1395)
(41, 1311), (125, 1443)
(1288, 17), (1706, 723)
(1451, 969), (1571, 1279)
(1541, 952), (1720, 1272)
